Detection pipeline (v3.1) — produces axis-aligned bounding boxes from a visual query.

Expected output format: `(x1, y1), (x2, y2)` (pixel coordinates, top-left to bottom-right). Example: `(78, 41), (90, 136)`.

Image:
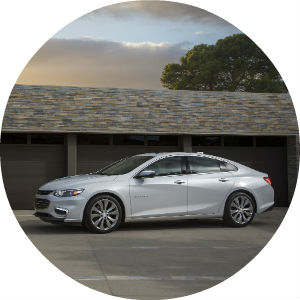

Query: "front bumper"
(34, 212), (66, 223)
(34, 193), (86, 223)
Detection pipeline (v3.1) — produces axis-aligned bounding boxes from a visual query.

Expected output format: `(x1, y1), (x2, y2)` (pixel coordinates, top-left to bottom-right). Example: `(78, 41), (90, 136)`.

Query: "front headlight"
(53, 188), (84, 197)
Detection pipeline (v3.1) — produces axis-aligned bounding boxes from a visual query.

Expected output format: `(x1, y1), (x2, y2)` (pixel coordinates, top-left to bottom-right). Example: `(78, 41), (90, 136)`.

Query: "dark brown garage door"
(193, 146), (288, 206)
(0, 145), (66, 209)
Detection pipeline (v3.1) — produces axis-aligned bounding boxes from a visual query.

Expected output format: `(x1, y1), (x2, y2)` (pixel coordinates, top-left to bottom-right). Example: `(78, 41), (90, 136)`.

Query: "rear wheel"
(83, 194), (122, 233)
(223, 192), (255, 227)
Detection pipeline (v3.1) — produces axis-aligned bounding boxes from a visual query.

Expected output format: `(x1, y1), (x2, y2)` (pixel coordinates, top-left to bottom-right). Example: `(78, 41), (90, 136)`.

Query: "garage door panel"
(0, 145), (65, 209)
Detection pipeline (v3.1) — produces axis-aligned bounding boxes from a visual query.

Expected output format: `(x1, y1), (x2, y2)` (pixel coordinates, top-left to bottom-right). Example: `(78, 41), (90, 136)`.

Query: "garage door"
(0, 145), (65, 209)
(193, 146), (288, 206)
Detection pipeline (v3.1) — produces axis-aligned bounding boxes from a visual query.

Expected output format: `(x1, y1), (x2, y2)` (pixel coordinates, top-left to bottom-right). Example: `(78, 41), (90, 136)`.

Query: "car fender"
(80, 184), (130, 221)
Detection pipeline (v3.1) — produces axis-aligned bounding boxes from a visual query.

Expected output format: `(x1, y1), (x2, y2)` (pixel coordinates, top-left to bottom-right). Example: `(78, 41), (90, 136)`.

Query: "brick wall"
(287, 135), (300, 203)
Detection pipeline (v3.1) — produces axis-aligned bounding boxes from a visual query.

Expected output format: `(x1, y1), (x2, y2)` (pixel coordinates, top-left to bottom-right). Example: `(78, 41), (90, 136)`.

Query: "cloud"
(195, 31), (203, 36)
(121, 41), (171, 49)
(17, 38), (187, 89)
(86, 1), (232, 26)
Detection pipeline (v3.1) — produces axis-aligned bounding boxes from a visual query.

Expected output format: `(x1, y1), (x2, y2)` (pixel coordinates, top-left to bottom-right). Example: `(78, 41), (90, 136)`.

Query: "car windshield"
(95, 155), (154, 175)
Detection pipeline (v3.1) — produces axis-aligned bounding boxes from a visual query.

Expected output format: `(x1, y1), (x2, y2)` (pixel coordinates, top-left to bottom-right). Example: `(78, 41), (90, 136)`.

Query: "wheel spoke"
(243, 198), (250, 208)
(94, 216), (103, 227)
(242, 213), (249, 221)
(233, 198), (240, 207)
(240, 197), (246, 208)
(103, 199), (109, 210)
(106, 218), (112, 228)
(243, 207), (251, 211)
(107, 203), (116, 212)
(107, 215), (116, 222)
(232, 213), (238, 222)
(241, 213), (246, 223)
(98, 201), (104, 211)
(99, 218), (105, 230)
(230, 203), (237, 209)
(91, 213), (101, 219)
(91, 204), (102, 213)
(230, 209), (239, 215)
(244, 210), (252, 216)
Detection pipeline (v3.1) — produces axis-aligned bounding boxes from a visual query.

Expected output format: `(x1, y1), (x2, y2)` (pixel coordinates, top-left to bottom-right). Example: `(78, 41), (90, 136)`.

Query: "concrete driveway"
(15, 208), (287, 299)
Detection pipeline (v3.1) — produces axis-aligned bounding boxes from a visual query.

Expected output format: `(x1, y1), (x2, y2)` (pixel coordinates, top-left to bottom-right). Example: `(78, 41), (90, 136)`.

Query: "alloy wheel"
(90, 198), (120, 231)
(230, 195), (254, 225)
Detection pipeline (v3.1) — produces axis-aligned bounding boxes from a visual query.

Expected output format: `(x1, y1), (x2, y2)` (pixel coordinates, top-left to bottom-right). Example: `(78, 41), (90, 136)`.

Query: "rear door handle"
(219, 178), (229, 182)
(174, 180), (185, 184)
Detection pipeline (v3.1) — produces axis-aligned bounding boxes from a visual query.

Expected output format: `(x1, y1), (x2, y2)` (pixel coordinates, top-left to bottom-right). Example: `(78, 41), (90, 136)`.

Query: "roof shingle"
(2, 84), (298, 135)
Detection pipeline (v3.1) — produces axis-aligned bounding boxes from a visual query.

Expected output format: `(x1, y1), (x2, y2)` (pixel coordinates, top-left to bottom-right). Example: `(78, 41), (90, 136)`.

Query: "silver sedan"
(34, 152), (274, 233)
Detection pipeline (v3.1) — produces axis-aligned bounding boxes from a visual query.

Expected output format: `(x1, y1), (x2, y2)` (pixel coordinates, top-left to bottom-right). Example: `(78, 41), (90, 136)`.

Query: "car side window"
(188, 156), (220, 174)
(220, 161), (238, 172)
(143, 156), (182, 176)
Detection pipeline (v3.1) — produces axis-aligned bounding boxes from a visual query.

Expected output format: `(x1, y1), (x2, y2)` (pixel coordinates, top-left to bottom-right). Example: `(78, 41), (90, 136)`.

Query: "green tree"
(160, 34), (287, 93)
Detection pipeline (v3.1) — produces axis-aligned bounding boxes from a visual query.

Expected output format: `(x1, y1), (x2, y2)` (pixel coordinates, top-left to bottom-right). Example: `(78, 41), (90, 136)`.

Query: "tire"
(223, 192), (255, 227)
(83, 194), (122, 233)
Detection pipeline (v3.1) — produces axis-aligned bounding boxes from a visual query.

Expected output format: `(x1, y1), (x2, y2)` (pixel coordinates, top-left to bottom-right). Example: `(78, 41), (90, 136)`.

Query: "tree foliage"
(160, 34), (287, 93)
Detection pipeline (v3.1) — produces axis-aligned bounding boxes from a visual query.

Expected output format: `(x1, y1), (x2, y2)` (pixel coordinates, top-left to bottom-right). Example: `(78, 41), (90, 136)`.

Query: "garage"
(1, 84), (298, 209)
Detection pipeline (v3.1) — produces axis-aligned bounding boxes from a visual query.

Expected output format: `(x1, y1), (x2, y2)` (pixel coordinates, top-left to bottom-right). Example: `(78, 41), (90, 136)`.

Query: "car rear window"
(188, 156), (220, 174)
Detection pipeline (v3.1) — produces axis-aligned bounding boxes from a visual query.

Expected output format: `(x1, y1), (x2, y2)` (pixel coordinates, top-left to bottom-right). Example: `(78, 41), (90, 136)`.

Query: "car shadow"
(118, 218), (226, 231)
(17, 218), (230, 235)
(17, 220), (87, 235)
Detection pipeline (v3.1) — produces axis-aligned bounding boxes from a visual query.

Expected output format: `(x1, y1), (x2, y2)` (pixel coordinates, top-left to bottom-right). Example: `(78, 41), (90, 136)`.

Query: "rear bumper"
(255, 183), (275, 214)
(262, 203), (274, 213)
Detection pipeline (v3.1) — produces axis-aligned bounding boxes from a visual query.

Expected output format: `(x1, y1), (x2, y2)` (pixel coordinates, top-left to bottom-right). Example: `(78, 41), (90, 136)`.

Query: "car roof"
(137, 152), (217, 159)
(136, 152), (239, 165)
(136, 152), (202, 157)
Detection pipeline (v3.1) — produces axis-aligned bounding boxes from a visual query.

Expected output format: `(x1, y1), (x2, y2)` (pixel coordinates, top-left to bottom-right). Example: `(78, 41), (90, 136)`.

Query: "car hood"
(39, 174), (118, 190)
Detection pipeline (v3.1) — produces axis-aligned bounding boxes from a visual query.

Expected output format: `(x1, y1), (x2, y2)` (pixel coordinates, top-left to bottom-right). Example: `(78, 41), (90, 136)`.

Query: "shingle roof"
(2, 84), (298, 135)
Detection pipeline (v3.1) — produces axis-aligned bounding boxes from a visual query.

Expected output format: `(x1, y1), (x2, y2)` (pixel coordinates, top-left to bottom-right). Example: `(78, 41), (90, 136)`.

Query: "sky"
(17, 1), (241, 89)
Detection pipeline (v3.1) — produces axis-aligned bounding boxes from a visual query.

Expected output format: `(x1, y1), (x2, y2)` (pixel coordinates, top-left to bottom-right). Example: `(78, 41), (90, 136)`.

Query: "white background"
(0, 0), (299, 299)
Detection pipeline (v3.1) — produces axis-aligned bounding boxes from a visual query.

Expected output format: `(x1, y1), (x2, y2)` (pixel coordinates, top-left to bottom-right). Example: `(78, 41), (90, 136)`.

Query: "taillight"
(264, 177), (271, 185)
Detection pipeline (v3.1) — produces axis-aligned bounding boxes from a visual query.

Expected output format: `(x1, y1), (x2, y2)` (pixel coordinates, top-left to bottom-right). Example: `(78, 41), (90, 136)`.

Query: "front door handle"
(219, 178), (229, 182)
(174, 180), (185, 184)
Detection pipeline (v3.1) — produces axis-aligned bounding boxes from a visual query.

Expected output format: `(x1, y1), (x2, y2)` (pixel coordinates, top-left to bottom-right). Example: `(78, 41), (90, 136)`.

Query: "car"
(34, 152), (274, 233)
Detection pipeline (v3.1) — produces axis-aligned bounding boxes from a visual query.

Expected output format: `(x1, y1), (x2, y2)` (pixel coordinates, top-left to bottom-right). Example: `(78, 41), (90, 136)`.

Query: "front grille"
(37, 190), (53, 195)
(35, 198), (50, 209)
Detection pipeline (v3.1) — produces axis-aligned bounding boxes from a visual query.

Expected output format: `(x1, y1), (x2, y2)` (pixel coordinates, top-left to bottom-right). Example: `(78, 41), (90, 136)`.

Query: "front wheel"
(83, 194), (122, 233)
(223, 192), (255, 227)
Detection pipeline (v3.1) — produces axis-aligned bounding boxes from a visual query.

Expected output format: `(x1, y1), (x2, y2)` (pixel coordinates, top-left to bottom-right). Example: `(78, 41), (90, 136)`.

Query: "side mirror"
(135, 170), (155, 179)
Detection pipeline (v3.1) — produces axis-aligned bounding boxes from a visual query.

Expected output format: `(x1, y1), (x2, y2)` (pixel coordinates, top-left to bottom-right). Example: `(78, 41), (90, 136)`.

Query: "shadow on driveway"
(17, 216), (275, 236)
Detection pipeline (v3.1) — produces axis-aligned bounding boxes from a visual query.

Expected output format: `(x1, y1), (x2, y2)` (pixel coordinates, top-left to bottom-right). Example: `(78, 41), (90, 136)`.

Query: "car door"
(186, 156), (235, 215)
(129, 156), (188, 218)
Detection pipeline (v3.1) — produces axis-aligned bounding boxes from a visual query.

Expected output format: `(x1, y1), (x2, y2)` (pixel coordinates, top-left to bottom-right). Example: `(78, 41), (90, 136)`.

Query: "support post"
(66, 133), (77, 176)
(181, 135), (192, 152)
